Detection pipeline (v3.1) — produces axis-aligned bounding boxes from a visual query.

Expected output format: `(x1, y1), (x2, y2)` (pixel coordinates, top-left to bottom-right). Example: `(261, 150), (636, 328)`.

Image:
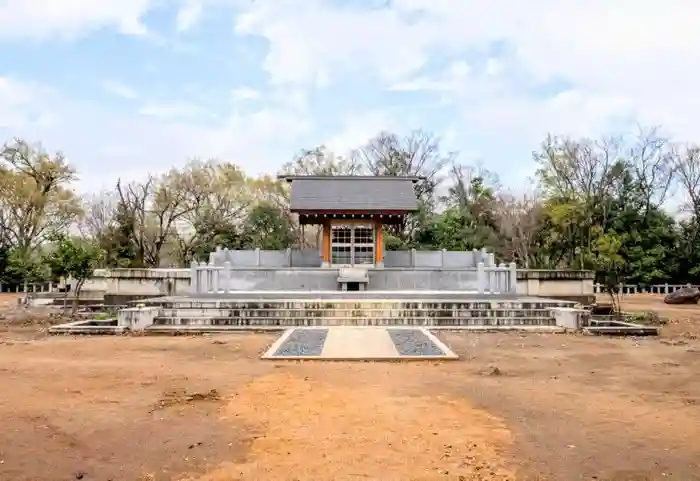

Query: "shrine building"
(279, 175), (421, 267)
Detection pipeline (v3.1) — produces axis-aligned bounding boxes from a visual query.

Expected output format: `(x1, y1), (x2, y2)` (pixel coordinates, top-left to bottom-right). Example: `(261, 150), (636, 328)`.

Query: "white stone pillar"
(477, 262), (485, 294)
(202, 265), (210, 294)
(255, 248), (261, 266)
(212, 266), (219, 293)
(221, 261), (231, 293)
(190, 261), (199, 294)
(498, 263), (505, 293)
(509, 262), (518, 294)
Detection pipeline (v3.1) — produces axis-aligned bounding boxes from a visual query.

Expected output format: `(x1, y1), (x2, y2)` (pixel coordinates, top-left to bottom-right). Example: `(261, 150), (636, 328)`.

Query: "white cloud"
(0, 77), (58, 129)
(0, 76), (314, 192)
(324, 110), (395, 153)
(176, 0), (203, 32)
(234, 0), (700, 143)
(234, 0), (431, 86)
(102, 80), (139, 100)
(0, 0), (154, 40)
(230, 86), (260, 103)
(2, 0), (700, 194)
(138, 102), (210, 120)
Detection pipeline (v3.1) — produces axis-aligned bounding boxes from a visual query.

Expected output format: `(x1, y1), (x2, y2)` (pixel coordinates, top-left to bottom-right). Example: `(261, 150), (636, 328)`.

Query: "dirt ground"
(1, 293), (700, 481)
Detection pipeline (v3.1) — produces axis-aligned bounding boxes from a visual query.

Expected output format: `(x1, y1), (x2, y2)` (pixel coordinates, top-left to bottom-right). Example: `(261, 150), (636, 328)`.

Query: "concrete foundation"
(117, 307), (159, 331)
(552, 307), (590, 330)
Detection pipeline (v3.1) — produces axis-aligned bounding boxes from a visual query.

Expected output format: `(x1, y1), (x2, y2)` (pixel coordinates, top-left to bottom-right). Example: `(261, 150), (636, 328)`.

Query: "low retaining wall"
(517, 270), (595, 304)
(70, 267), (594, 304)
(189, 264), (517, 294)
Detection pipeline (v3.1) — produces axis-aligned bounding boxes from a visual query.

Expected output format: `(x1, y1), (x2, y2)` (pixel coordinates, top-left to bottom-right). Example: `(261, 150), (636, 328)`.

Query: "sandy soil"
(0, 293), (699, 481)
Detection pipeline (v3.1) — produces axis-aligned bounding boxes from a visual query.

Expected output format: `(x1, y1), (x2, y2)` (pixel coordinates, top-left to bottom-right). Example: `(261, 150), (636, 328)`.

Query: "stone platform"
(261, 327), (459, 361)
(138, 291), (577, 331)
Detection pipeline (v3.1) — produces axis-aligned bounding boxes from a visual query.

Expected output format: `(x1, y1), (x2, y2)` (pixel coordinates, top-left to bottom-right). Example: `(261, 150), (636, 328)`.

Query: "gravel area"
(387, 329), (445, 356)
(273, 328), (329, 356)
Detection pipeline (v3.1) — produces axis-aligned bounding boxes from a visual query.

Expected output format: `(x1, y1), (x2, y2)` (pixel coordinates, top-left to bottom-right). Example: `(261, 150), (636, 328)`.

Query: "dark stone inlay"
(388, 329), (445, 356)
(273, 328), (328, 356)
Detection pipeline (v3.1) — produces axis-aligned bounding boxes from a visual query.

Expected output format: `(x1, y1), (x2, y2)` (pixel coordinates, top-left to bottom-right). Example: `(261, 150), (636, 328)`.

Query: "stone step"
(152, 316), (556, 327)
(152, 300), (573, 310)
(158, 308), (554, 318)
(145, 324), (564, 334)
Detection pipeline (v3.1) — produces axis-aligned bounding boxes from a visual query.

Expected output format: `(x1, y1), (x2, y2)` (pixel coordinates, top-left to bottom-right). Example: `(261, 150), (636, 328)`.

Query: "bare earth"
(1, 293), (700, 481)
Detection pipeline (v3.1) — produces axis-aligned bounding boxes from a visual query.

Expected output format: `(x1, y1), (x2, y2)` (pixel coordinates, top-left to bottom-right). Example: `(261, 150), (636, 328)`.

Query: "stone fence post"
(190, 261), (199, 294)
(477, 262), (485, 294)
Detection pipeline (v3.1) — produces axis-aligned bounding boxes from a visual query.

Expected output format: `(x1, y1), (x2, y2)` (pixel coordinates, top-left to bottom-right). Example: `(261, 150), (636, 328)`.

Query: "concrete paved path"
(261, 326), (458, 361)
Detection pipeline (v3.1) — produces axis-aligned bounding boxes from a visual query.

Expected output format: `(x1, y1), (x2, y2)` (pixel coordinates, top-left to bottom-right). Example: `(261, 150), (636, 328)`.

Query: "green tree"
(44, 234), (103, 314)
(589, 231), (625, 314)
(241, 203), (295, 250)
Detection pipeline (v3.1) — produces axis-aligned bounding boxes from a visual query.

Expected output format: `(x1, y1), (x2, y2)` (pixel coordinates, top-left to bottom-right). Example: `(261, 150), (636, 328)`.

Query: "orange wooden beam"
(321, 220), (331, 263)
(375, 220), (383, 264)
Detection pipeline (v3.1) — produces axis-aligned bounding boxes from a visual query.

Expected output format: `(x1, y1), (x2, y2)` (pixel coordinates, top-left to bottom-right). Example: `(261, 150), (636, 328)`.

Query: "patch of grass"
(628, 311), (666, 325)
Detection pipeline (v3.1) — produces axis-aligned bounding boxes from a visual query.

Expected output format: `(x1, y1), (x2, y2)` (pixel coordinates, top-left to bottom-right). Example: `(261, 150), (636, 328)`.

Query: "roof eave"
(278, 174), (425, 183)
(289, 207), (419, 214)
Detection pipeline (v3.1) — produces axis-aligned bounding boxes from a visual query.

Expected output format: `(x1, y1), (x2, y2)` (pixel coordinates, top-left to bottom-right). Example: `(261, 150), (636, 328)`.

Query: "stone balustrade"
(189, 261), (518, 295)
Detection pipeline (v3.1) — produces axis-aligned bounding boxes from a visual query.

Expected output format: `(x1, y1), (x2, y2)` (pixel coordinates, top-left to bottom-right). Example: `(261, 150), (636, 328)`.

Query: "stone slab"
(147, 291), (530, 301)
(322, 327), (399, 359)
(261, 326), (458, 361)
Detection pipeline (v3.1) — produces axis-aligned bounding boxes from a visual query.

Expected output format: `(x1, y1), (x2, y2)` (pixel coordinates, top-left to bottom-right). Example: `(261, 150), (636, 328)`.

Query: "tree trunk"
(71, 280), (85, 317)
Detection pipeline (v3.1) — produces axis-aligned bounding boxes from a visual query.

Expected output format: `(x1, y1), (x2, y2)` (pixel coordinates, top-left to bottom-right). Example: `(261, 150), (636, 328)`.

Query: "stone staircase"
(141, 296), (577, 333)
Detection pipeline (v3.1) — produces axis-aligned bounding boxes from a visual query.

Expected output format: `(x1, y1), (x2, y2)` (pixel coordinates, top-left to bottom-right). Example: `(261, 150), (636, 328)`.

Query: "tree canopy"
(0, 128), (698, 294)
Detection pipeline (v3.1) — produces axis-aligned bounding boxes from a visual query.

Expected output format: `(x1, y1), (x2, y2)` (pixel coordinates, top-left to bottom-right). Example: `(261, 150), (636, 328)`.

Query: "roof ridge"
(279, 175), (422, 182)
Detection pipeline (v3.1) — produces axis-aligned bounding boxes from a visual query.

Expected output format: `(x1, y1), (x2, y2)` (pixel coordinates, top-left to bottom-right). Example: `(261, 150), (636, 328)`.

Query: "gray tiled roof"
(287, 176), (419, 211)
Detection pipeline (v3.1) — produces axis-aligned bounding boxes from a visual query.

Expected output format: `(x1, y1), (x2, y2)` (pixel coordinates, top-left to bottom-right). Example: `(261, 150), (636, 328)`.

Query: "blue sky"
(0, 0), (698, 193)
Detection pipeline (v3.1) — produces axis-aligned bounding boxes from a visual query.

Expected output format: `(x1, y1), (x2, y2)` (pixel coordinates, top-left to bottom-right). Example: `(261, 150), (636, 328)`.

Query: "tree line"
(1, 127), (699, 300)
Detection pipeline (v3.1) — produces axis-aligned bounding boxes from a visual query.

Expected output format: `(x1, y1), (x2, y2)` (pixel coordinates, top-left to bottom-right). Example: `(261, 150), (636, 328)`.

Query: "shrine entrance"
(330, 223), (375, 266)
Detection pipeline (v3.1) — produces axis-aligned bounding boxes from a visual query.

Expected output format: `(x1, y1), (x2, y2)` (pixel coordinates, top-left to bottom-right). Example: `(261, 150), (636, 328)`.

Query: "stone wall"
(516, 269), (595, 304)
(73, 266), (595, 304)
(208, 248), (323, 267)
(205, 247), (495, 268)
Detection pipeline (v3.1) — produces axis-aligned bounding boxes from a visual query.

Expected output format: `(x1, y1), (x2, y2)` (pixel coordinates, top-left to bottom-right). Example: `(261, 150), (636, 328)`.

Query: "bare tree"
(0, 139), (82, 256)
(628, 126), (675, 217)
(670, 143), (700, 260)
(495, 191), (544, 268)
(535, 135), (627, 268)
(281, 146), (360, 176)
(79, 190), (119, 241)
(352, 130), (455, 242)
(170, 160), (252, 264)
(673, 144), (700, 216)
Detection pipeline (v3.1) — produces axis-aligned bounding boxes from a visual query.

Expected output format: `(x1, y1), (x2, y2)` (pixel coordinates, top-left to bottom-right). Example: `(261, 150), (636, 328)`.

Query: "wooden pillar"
(321, 220), (331, 265)
(375, 220), (384, 265)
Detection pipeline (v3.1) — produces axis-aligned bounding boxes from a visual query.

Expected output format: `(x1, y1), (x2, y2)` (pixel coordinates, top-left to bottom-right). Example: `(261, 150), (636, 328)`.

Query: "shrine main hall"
(280, 174), (420, 268)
